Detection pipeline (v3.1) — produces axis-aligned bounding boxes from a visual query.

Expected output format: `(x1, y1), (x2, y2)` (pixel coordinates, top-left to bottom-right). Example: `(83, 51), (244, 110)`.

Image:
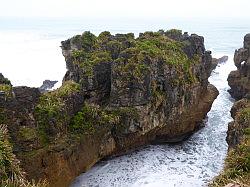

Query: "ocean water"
(1, 18), (249, 87)
(1, 17), (250, 186)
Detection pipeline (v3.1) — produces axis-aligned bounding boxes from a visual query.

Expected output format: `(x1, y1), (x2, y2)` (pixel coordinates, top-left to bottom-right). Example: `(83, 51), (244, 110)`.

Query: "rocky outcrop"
(61, 30), (218, 143)
(1, 30), (218, 187)
(228, 34), (250, 100)
(215, 34), (250, 187)
(39, 80), (58, 93)
(227, 34), (250, 148)
(0, 73), (11, 85)
(217, 56), (228, 64)
(226, 99), (250, 148)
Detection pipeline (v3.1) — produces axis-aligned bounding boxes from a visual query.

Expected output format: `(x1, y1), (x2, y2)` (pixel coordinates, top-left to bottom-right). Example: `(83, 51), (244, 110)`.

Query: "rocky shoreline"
(0, 30), (219, 187)
(227, 34), (250, 149)
(211, 34), (250, 187)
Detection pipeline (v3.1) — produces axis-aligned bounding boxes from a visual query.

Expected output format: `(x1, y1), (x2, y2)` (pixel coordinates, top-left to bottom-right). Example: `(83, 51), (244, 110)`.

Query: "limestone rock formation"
(0, 30), (218, 187)
(215, 34), (250, 187)
(39, 80), (58, 93)
(228, 34), (250, 100)
(227, 34), (250, 148)
(217, 55), (228, 64)
(226, 99), (250, 148)
(216, 98), (250, 186)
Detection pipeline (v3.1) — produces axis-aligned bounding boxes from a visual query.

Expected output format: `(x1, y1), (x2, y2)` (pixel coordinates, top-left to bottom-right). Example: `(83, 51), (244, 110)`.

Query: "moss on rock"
(35, 81), (80, 144)
(0, 84), (13, 98)
(0, 124), (47, 186)
(68, 30), (200, 84)
(18, 127), (37, 141)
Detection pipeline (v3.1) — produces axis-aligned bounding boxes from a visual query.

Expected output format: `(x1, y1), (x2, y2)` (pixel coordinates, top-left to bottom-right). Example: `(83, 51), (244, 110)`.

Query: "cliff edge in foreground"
(0, 30), (218, 187)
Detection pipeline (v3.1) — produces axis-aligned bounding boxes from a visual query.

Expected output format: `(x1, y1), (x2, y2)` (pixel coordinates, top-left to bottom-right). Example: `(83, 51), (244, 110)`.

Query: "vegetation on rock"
(35, 80), (80, 144)
(0, 125), (47, 187)
(0, 29), (215, 186)
(0, 84), (13, 98)
(70, 103), (139, 134)
(70, 103), (118, 133)
(70, 30), (200, 83)
(211, 104), (250, 187)
(0, 73), (12, 86)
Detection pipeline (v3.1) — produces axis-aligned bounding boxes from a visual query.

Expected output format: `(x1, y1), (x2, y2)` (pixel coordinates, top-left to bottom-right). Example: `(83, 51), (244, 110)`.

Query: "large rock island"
(0, 30), (218, 186)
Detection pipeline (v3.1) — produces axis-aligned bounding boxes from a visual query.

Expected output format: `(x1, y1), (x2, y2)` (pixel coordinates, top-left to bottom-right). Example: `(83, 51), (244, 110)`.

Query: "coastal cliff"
(212, 34), (250, 187)
(0, 30), (218, 187)
(228, 34), (250, 100)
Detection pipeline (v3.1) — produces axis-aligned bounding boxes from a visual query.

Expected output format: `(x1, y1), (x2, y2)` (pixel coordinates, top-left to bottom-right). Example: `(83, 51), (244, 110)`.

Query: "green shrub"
(70, 103), (118, 133)
(18, 127), (37, 141)
(165, 29), (182, 36)
(35, 81), (80, 144)
(0, 125), (23, 181)
(0, 125), (45, 187)
(71, 31), (200, 84)
(0, 84), (12, 98)
(81, 31), (97, 52)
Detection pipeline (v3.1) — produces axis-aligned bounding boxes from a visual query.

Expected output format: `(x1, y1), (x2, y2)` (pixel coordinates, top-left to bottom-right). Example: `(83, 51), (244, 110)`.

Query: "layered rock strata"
(212, 34), (250, 187)
(228, 34), (250, 100)
(227, 34), (250, 148)
(0, 30), (218, 187)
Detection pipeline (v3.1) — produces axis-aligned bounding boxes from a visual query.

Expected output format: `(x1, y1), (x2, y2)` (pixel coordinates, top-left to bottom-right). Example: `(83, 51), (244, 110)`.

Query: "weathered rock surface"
(228, 34), (250, 100)
(217, 55), (229, 64)
(226, 99), (250, 148)
(227, 34), (250, 148)
(1, 30), (218, 187)
(225, 34), (250, 183)
(39, 80), (58, 93)
(0, 73), (11, 85)
(211, 35), (250, 187)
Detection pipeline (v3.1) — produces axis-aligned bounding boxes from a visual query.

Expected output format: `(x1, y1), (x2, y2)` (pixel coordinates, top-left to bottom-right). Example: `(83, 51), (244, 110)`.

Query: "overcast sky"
(0, 0), (249, 19)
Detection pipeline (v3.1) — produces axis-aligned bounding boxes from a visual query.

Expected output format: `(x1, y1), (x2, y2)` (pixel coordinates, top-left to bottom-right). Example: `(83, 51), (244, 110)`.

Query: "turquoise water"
(1, 17), (250, 187)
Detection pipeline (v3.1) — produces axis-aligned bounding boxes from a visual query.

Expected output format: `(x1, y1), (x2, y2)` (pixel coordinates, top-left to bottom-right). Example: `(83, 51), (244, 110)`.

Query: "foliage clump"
(70, 103), (139, 135)
(0, 73), (12, 86)
(70, 103), (118, 133)
(239, 108), (250, 124)
(36, 80), (80, 119)
(0, 124), (47, 187)
(69, 30), (200, 83)
(35, 81), (80, 144)
(0, 84), (13, 98)
(18, 127), (37, 141)
(164, 29), (182, 38)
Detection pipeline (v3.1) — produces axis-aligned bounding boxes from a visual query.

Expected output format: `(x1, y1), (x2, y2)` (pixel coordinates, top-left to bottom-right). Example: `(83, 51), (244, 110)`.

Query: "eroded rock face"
(1, 30), (219, 187)
(228, 34), (250, 100)
(226, 99), (250, 148)
(227, 34), (250, 149)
